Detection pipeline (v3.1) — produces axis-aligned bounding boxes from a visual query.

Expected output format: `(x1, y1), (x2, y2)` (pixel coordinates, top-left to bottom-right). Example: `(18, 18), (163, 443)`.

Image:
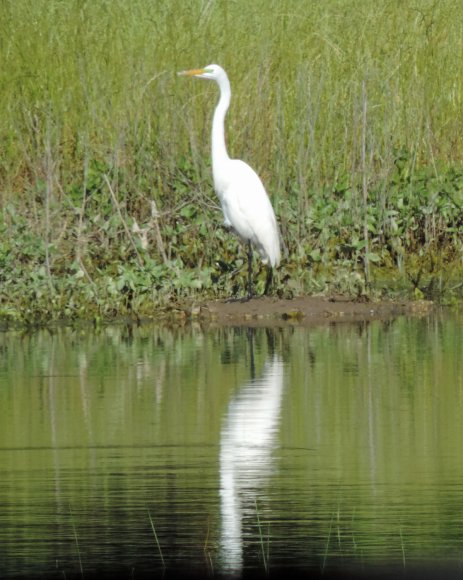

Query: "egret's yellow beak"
(177, 68), (206, 77)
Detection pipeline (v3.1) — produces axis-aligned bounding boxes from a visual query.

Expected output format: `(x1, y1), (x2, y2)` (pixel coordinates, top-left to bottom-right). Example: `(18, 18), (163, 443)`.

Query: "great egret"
(178, 64), (281, 299)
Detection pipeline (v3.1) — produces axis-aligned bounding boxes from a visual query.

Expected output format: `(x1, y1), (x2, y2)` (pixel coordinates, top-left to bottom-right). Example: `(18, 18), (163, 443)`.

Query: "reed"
(69, 504), (84, 577)
(3, 0), (463, 193)
(148, 509), (166, 569)
(255, 499), (269, 573)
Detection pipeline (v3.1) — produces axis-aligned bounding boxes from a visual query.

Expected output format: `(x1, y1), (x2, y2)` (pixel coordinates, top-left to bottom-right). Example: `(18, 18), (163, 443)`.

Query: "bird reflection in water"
(219, 331), (285, 574)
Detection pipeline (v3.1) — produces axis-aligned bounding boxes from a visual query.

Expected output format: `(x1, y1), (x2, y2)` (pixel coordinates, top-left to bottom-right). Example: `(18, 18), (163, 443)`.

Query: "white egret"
(178, 64), (281, 299)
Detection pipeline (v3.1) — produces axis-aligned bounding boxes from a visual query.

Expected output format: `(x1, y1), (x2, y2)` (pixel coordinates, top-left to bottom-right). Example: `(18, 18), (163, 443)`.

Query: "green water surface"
(1, 314), (463, 578)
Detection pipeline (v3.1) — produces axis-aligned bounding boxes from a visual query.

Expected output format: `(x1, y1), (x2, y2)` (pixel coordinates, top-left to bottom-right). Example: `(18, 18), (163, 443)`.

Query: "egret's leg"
(246, 240), (253, 299)
(264, 266), (273, 296)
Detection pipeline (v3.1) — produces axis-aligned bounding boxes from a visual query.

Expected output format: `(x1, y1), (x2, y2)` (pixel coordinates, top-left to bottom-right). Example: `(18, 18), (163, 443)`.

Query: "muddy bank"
(182, 295), (435, 327)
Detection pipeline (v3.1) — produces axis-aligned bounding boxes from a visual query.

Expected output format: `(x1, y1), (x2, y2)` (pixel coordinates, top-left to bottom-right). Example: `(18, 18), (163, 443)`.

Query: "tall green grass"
(2, 0), (463, 187)
(0, 0), (462, 322)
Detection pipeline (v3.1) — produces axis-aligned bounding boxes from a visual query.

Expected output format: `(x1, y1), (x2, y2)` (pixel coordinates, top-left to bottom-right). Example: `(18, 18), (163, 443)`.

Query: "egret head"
(177, 64), (226, 81)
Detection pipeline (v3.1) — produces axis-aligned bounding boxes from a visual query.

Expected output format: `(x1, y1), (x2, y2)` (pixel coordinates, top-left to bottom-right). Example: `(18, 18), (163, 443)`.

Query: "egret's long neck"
(212, 75), (231, 175)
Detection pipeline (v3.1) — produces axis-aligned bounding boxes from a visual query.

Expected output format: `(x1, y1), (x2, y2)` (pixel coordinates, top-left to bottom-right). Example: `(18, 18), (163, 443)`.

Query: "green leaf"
(365, 252), (381, 263)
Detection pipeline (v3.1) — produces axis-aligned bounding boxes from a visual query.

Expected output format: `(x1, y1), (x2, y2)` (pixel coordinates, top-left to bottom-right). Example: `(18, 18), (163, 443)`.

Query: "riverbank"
(0, 292), (440, 331)
(176, 295), (436, 327)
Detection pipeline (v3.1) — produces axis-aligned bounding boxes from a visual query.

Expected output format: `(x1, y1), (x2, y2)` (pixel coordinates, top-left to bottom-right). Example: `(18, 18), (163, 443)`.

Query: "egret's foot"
(224, 294), (252, 303)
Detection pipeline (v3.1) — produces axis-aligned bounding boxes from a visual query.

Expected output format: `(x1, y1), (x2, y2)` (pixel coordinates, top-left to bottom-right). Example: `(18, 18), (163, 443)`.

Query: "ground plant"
(0, 0), (462, 324)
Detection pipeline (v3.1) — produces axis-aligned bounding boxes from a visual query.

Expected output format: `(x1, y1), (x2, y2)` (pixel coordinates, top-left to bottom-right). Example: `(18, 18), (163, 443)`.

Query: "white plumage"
(215, 158), (281, 267)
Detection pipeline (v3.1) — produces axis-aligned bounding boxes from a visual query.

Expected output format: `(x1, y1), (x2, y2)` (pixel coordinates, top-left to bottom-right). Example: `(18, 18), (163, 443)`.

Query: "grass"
(69, 504), (84, 578)
(147, 509), (166, 569)
(1, 0), (463, 323)
(322, 512), (335, 573)
(255, 499), (269, 573)
(399, 524), (407, 568)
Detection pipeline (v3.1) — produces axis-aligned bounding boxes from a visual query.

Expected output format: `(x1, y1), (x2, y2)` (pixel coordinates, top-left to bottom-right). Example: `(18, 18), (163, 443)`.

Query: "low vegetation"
(0, 0), (462, 324)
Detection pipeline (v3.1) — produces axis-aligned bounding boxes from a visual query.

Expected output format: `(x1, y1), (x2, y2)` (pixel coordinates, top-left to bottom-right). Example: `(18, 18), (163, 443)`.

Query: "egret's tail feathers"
(257, 237), (281, 268)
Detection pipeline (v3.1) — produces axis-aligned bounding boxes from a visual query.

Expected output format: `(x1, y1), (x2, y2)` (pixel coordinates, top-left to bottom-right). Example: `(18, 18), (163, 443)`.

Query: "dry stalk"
(103, 174), (144, 268)
(361, 80), (370, 285)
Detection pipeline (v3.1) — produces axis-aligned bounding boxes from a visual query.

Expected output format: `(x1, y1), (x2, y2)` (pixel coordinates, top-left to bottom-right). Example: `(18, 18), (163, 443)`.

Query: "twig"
(75, 153), (89, 267)
(44, 123), (56, 295)
(103, 174), (144, 267)
(150, 200), (169, 265)
(77, 257), (97, 290)
(361, 80), (370, 285)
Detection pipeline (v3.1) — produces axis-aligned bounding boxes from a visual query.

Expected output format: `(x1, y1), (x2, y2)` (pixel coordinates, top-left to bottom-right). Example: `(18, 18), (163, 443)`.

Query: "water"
(1, 313), (463, 578)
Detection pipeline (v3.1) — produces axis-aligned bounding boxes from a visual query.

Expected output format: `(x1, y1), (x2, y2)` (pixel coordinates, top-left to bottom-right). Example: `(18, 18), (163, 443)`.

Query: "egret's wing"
(221, 160), (281, 266)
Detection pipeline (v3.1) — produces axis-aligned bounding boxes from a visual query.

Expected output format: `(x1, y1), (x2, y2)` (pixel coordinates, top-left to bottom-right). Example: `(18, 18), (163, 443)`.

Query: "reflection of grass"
(147, 509), (166, 570)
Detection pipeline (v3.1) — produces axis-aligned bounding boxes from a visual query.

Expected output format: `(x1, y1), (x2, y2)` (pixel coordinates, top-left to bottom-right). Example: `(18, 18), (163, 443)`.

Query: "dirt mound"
(184, 295), (434, 327)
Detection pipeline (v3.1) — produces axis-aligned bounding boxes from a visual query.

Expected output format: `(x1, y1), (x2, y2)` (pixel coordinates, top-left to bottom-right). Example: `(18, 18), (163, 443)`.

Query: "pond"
(1, 312), (463, 579)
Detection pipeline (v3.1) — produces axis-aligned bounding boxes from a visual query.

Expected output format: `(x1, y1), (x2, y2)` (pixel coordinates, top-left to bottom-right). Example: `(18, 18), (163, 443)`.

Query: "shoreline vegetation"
(0, 0), (462, 326)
